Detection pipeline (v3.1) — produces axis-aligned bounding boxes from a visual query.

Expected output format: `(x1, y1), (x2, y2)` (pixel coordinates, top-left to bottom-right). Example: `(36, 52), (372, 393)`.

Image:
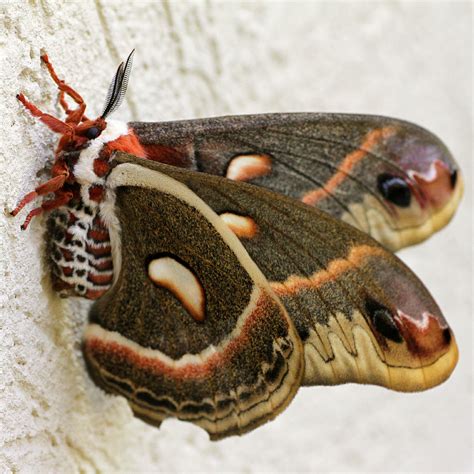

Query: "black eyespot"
(442, 328), (452, 345)
(377, 174), (411, 207)
(85, 127), (101, 140)
(450, 169), (458, 188)
(365, 297), (403, 343)
(297, 326), (310, 341)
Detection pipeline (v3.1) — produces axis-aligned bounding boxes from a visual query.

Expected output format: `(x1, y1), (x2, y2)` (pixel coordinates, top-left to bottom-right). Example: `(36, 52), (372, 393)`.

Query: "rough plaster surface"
(0, 1), (471, 472)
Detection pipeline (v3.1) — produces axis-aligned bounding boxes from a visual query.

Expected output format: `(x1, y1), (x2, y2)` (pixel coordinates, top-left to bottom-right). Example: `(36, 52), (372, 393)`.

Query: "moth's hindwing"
(83, 160), (304, 440)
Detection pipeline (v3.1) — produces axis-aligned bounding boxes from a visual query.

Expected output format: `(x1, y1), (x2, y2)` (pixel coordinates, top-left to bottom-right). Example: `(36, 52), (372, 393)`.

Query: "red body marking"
(14, 53), (136, 299)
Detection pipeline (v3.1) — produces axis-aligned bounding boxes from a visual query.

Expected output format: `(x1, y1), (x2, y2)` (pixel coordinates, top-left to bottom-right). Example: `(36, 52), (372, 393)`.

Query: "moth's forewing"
(131, 113), (462, 251)
(84, 152), (458, 440)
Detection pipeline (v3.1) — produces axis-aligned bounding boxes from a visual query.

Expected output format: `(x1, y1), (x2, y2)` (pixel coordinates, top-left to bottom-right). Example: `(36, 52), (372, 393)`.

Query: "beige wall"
(0, 1), (471, 472)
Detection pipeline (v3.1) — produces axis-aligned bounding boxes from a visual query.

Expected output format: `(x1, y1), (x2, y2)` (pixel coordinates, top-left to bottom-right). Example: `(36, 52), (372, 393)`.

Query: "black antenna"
(101, 49), (135, 119)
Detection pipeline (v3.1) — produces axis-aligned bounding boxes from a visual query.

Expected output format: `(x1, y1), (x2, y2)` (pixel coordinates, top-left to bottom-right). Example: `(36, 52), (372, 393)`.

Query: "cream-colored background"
(0, 1), (472, 472)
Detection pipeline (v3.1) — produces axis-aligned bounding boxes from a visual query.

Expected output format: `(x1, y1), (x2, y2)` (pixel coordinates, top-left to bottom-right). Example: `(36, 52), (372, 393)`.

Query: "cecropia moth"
(12, 51), (463, 440)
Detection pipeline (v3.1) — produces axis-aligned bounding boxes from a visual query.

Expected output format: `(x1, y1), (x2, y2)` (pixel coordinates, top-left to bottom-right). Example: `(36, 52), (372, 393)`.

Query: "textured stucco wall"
(0, 1), (472, 472)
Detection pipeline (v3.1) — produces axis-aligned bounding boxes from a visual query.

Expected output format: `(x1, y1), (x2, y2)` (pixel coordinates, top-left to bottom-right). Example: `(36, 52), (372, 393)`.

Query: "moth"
(12, 51), (462, 440)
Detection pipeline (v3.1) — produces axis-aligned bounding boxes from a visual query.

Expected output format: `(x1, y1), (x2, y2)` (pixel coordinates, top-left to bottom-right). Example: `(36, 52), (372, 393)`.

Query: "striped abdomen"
(46, 198), (113, 299)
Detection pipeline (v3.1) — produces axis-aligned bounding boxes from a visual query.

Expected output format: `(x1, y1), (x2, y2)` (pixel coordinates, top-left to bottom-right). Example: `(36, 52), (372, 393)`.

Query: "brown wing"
(85, 152), (457, 440)
(112, 153), (458, 392)
(130, 113), (462, 251)
(83, 158), (303, 440)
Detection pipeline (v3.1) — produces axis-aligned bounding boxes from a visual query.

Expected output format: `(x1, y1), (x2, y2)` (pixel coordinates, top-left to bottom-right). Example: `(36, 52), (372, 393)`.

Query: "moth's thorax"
(45, 120), (144, 299)
(72, 120), (144, 203)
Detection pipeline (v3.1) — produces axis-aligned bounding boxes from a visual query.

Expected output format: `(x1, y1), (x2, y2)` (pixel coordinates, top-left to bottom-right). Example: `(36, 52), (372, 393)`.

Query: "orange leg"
(20, 190), (73, 230)
(58, 90), (71, 113)
(20, 208), (43, 230)
(41, 54), (84, 107)
(11, 174), (68, 217)
(10, 190), (38, 217)
(58, 90), (89, 123)
(17, 93), (72, 135)
(41, 54), (88, 125)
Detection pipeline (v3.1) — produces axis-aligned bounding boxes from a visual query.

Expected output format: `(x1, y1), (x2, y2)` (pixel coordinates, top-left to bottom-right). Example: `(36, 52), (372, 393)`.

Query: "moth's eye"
(377, 174), (411, 207)
(85, 127), (101, 140)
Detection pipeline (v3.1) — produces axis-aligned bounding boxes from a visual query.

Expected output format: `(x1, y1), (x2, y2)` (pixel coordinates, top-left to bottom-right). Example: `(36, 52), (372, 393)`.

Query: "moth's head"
(62, 117), (107, 150)
(12, 50), (138, 229)
(370, 122), (463, 249)
(59, 50), (135, 153)
(17, 49), (135, 158)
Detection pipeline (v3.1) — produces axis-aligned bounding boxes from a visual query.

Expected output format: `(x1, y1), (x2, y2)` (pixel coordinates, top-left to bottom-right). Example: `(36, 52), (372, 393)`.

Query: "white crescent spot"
(220, 213), (258, 239)
(226, 154), (272, 182)
(148, 257), (205, 322)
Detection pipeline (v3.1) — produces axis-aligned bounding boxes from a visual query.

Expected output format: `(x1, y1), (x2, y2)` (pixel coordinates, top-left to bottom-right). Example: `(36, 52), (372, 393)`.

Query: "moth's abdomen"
(46, 200), (113, 299)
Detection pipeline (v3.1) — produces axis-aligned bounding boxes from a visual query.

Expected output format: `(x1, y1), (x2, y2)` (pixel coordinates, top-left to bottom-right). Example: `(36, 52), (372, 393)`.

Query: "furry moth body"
(13, 52), (462, 439)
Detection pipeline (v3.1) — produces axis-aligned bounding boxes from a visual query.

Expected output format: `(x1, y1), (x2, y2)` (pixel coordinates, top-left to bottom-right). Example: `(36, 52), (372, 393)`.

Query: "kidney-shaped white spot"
(220, 213), (258, 239)
(226, 154), (272, 182)
(148, 257), (205, 322)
